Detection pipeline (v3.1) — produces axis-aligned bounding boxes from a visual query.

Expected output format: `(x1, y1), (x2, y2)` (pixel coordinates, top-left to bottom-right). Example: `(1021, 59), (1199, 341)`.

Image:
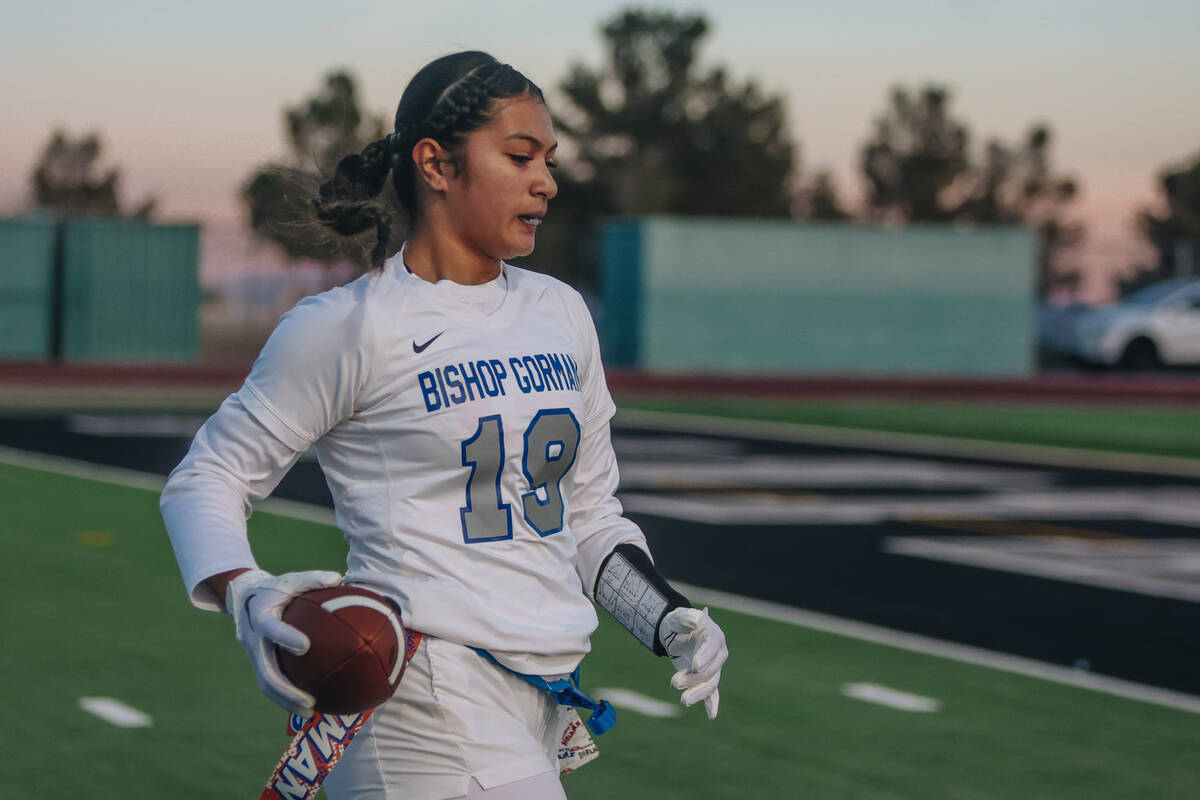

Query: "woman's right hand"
(223, 568), (344, 715)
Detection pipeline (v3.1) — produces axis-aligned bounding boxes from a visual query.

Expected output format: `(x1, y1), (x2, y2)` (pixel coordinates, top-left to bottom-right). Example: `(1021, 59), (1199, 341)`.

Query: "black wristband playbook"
(594, 543), (691, 656)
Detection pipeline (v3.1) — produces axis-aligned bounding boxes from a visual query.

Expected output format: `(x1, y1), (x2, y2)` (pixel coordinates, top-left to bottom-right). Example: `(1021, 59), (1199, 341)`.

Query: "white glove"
(659, 606), (728, 719)
(226, 568), (343, 715)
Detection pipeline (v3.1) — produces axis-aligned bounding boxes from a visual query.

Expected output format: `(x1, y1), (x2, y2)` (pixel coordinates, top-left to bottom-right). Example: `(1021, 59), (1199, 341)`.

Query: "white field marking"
(841, 683), (940, 712)
(618, 486), (1200, 527)
(885, 536), (1200, 603)
(67, 414), (206, 437)
(611, 435), (745, 458)
(593, 687), (682, 718)
(0, 445), (166, 492)
(9, 444), (1199, 715)
(674, 582), (1200, 716)
(617, 456), (1053, 491)
(78, 697), (153, 728)
(614, 408), (1200, 479)
(0, 446), (336, 526)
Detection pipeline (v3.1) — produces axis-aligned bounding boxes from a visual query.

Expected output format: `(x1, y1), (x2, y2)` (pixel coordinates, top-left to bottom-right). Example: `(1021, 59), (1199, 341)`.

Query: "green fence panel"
(61, 219), (201, 363)
(0, 217), (56, 360)
(602, 217), (1037, 377)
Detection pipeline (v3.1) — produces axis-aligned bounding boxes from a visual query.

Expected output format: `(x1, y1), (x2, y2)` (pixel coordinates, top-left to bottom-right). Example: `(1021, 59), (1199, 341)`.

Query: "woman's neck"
(401, 222), (501, 285)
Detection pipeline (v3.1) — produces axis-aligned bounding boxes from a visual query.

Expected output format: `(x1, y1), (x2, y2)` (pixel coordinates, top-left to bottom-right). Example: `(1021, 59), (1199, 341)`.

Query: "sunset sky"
(4, 0), (1198, 296)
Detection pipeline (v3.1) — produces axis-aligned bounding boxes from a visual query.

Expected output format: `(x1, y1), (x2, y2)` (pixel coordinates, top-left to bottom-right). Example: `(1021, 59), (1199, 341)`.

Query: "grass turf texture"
(618, 396), (1200, 461)
(4, 460), (1200, 797)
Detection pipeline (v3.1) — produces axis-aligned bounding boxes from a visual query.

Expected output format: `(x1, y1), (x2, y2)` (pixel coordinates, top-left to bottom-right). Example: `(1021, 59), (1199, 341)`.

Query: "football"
(277, 585), (408, 714)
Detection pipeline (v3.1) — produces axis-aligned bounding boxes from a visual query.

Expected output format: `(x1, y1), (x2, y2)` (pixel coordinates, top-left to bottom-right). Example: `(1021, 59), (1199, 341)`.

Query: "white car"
(1072, 278), (1200, 368)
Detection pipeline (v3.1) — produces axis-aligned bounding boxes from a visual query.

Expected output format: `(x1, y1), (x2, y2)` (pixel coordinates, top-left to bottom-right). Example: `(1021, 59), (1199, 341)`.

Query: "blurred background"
(3, 2), (1200, 798)
(3, 0), (1199, 369)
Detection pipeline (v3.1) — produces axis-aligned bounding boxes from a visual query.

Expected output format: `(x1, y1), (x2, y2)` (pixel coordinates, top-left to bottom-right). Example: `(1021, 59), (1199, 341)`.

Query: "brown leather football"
(276, 585), (407, 714)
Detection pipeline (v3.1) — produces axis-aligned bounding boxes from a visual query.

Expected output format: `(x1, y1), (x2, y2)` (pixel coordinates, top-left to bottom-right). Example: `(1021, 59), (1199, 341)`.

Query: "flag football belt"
(258, 630), (423, 800)
(470, 647), (616, 736)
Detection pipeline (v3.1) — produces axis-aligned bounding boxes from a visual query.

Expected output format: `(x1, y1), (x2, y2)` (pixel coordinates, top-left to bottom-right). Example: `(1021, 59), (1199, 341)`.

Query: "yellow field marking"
(77, 530), (115, 548)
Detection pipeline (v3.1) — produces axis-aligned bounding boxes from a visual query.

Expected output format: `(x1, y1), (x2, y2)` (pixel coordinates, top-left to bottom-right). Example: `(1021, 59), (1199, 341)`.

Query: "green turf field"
(619, 396), (1200, 460)
(4, 457), (1199, 798)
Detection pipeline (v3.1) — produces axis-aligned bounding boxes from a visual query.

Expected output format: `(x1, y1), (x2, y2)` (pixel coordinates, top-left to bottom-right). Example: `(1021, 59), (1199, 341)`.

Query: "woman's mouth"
(518, 214), (543, 227)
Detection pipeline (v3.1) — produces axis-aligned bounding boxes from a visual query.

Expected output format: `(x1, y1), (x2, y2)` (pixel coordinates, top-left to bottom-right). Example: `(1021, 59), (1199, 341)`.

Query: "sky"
(4, 0), (1199, 296)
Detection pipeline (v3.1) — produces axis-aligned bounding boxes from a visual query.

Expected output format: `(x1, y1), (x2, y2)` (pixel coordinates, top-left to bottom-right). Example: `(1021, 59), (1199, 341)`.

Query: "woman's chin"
(505, 237), (537, 259)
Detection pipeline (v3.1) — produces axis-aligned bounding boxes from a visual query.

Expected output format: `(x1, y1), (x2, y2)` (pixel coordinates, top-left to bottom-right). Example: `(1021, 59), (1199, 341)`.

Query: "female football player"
(161, 51), (727, 800)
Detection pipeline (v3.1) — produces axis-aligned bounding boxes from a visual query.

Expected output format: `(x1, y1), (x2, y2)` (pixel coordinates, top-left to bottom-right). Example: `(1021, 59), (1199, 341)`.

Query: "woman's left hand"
(659, 607), (728, 719)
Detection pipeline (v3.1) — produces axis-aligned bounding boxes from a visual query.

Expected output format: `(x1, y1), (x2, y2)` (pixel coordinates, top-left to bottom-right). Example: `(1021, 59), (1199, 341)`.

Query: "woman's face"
(443, 95), (558, 261)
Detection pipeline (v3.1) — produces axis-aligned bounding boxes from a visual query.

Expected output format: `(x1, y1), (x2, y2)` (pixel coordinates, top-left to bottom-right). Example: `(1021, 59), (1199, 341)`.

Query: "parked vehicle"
(1070, 278), (1200, 368)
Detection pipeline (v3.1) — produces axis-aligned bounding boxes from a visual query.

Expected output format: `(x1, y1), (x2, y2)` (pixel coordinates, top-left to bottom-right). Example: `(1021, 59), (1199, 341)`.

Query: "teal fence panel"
(602, 217), (1037, 376)
(600, 220), (643, 366)
(0, 217), (56, 360)
(61, 219), (201, 363)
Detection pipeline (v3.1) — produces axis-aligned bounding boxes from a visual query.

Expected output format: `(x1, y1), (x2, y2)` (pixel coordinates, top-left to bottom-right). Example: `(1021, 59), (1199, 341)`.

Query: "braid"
(420, 62), (509, 141)
(312, 136), (394, 267)
(310, 51), (545, 271)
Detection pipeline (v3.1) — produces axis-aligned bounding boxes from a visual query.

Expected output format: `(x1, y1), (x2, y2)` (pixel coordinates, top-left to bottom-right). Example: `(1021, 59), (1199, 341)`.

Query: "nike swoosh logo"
(412, 331), (445, 353)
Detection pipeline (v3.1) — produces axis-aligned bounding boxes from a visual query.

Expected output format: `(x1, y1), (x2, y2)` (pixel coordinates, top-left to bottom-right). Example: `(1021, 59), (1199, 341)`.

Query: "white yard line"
(677, 582), (1200, 715)
(841, 683), (940, 712)
(66, 414), (206, 437)
(0, 446), (335, 525)
(617, 455), (1054, 490)
(5, 444), (1200, 716)
(593, 687), (681, 718)
(615, 408), (1200, 478)
(0, 445), (166, 492)
(885, 536), (1200, 603)
(78, 697), (153, 728)
(619, 486), (1200, 527)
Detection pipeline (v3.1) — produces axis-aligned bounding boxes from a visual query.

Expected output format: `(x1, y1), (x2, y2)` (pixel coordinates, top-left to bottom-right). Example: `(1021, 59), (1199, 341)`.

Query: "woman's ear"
(412, 138), (452, 193)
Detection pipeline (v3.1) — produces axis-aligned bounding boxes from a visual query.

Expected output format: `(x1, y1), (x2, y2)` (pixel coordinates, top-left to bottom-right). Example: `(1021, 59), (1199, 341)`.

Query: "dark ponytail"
(312, 137), (394, 267)
(312, 51), (544, 269)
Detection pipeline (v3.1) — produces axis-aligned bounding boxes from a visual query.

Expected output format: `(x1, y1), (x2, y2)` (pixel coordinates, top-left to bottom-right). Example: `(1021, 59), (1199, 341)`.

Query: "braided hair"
(313, 52), (544, 268)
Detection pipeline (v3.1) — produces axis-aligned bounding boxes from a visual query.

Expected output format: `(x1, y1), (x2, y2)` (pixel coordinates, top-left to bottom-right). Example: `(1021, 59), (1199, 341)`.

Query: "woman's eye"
(509, 155), (532, 164)
(547, 160), (558, 170)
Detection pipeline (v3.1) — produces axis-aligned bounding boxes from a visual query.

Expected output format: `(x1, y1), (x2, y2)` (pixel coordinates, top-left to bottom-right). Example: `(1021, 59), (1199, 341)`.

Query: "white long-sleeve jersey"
(161, 255), (648, 676)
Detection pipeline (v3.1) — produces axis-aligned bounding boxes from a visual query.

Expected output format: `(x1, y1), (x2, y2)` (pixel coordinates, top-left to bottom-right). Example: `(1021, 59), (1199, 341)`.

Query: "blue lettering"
(488, 359), (508, 395)
(419, 371), (441, 412)
(536, 354), (561, 390)
(444, 364), (465, 405)
(564, 354), (581, 389)
(523, 356), (546, 391)
(566, 355), (579, 389)
(548, 353), (569, 390)
(510, 357), (532, 393)
(477, 360), (500, 397)
(461, 360), (483, 401)
(434, 365), (450, 408)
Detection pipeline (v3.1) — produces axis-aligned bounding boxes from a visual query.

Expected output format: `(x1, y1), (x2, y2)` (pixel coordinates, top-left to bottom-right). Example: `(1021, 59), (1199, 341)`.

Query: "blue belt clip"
(583, 697), (616, 736)
(472, 648), (616, 735)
